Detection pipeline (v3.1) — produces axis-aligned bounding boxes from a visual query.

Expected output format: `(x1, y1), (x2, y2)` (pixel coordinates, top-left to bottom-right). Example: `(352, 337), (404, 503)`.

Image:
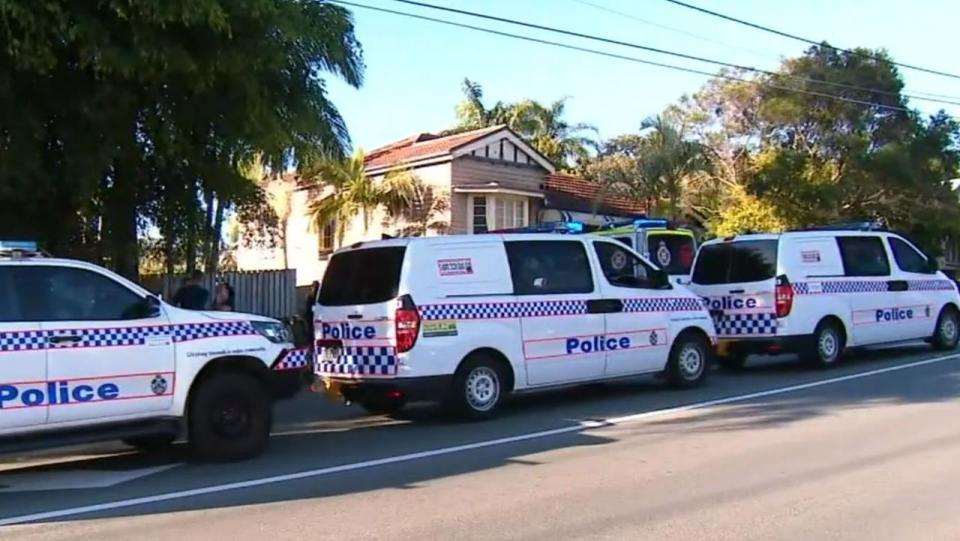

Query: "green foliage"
(0, 0), (364, 278)
(450, 78), (596, 171)
(304, 150), (417, 244)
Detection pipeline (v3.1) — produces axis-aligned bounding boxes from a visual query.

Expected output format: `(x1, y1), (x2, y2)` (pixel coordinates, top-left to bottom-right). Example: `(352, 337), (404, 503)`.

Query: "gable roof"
(363, 125), (555, 173)
(544, 174), (647, 216)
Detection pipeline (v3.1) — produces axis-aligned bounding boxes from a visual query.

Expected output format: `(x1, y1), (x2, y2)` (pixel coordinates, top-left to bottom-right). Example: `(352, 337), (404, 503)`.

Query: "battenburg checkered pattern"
(794, 279), (956, 295)
(714, 313), (778, 336)
(623, 297), (705, 313)
(316, 346), (397, 376)
(419, 300), (588, 321)
(908, 279), (956, 291)
(0, 321), (256, 353)
(274, 348), (310, 371)
(793, 280), (889, 295)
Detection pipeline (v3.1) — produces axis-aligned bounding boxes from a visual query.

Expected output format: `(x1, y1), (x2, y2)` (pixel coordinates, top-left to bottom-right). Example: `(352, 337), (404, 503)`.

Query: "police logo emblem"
(611, 250), (628, 271)
(150, 375), (168, 396)
(649, 331), (658, 346)
(656, 241), (672, 267)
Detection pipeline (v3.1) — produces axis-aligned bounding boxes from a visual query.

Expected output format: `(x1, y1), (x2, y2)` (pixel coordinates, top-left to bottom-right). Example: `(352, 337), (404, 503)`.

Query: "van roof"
(701, 229), (896, 247)
(335, 232), (616, 253)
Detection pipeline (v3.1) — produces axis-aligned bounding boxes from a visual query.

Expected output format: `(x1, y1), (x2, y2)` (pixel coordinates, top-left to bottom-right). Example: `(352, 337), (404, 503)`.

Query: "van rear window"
(318, 247), (406, 306)
(692, 240), (778, 284)
(647, 233), (696, 275)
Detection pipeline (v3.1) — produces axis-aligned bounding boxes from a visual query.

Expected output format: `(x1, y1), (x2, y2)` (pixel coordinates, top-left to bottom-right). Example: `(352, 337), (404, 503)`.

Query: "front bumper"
(312, 375), (454, 404)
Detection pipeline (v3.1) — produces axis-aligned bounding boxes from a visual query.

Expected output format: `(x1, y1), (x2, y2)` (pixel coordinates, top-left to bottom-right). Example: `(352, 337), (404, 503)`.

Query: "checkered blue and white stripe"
(316, 346), (397, 376)
(793, 281), (889, 295)
(274, 348), (310, 371)
(623, 297), (705, 313)
(713, 313), (777, 336)
(0, 321), (257, 353)
(0, 330), (47, 352)
(419, 300), (588, 321)
(908, 279), (956, 291)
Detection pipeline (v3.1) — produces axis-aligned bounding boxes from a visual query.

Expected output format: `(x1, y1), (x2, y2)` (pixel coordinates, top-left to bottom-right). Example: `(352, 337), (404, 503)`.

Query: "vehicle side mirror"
(144, 295), (162, 318)
(928, 258), (940, 273)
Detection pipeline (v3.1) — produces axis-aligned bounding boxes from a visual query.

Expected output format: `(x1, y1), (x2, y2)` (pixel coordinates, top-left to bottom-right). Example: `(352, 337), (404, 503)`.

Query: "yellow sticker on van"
(422, 320), (458, 337)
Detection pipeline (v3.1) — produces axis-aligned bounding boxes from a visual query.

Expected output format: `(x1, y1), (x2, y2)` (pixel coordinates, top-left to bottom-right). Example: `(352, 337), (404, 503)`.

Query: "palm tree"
(305, 150), (417, 245)
(453, 79), (510, 131)
(638, 115), (711, 221)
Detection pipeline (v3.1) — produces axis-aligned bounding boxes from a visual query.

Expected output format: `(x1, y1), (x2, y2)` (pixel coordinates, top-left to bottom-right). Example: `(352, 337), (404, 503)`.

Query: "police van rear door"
(690, 239), (779, 339)
(315, 243), (407, 379)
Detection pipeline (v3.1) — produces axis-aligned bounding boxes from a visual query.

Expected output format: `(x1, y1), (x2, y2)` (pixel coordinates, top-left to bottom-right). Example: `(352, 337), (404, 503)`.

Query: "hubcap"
(941, 315), (958, 344)
(819, 329), (839, 363)
(465, 366), (500, 412)
(678, 343), (704, 380)
(212, 397), (251, 438)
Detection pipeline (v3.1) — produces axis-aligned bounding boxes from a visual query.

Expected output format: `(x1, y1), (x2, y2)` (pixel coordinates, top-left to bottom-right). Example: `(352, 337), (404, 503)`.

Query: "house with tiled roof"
(236, 125), (647, 285)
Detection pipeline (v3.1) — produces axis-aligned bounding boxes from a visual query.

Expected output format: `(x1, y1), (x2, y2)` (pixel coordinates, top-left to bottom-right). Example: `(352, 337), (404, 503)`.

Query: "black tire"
(716, 352), (748, 371)
(123, 433), (176, 452)
(666, 332), (710, 388)
(359, 396), (407, 416)
(803, 319), (845, 369)
(446, 354), (508, 420)
(187, 373), (272, 462)
(932, 306), (960, 350)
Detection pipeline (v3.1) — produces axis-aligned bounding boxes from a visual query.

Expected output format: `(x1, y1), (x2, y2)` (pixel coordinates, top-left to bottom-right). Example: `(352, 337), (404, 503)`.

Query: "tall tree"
(305, 150), (417, 244)
(0, 1), (364, 278)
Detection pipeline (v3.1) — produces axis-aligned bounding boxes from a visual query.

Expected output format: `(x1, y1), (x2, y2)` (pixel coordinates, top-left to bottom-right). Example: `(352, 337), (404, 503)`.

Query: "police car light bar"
(0, 240), (45, 259)
(487, 221), (585, 234)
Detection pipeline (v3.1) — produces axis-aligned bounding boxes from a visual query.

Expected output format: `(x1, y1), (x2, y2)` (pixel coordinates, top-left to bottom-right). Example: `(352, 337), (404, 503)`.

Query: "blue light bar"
(0, 240), (38, 251)
(633, 219), (668, 228)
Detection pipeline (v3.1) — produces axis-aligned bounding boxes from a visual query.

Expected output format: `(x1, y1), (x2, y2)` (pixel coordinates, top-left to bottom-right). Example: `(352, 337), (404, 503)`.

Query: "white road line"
(2, 352), (957, 526)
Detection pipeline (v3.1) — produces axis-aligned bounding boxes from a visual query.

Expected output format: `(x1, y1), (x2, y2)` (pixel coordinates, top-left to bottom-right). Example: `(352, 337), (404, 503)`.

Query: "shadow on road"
(0, 344), (958, 524)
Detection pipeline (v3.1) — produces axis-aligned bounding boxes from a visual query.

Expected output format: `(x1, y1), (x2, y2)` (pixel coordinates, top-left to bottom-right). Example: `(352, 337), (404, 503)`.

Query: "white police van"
(688, 224), (960, 369)
(312, 233), (717, 418)
(0, 242), (310, 461)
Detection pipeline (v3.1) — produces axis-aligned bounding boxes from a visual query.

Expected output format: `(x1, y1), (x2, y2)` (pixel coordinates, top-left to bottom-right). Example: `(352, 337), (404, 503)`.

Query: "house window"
(469, 195), (530, 233)
(472, 196), (488, 233)
(318, 219), (336, 256)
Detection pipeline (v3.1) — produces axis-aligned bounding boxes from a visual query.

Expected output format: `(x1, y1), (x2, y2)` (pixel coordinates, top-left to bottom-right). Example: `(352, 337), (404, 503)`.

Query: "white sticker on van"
(801, 250), (821, 263)
(437, 258), (474, 276)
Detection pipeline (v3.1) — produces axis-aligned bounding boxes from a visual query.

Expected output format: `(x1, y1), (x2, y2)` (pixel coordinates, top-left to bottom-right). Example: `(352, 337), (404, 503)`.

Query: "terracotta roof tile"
(544, 174), (647, 215)
(364, 125), (506, 170)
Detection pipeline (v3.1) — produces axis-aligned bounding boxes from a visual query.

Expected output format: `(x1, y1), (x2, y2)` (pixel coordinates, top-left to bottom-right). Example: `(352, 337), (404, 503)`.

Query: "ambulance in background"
(593, 219), (698, 284)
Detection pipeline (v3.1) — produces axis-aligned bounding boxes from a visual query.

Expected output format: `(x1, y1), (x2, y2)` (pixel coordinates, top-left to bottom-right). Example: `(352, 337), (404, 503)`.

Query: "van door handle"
(347, 314), (363, 320)
(587, 299), (623, 314)
(728, 289), (745, 294)
(887, 280), (908, 292)
(49, 335), (81, 345)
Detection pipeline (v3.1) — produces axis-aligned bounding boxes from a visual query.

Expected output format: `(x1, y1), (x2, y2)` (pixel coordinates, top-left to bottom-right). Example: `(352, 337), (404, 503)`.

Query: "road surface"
(2, 345), (959, 540)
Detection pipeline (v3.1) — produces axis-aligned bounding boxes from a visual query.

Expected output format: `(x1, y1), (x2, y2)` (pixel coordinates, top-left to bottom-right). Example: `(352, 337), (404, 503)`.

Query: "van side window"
(0, 268), (23, 322)
(505, 241), (594, 295)
(593, 241), (658, 289)
(888, 237), (929, 274)
(837, 237), (890, 277)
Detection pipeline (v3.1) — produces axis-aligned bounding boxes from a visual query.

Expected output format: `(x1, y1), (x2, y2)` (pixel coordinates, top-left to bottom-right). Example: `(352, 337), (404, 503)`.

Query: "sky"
(324, 0), (960, 152)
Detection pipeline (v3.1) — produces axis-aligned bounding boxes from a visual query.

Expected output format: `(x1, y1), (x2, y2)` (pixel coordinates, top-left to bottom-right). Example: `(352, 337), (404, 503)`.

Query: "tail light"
(775, 275), (794, 318)
(395, 294), (421, 353)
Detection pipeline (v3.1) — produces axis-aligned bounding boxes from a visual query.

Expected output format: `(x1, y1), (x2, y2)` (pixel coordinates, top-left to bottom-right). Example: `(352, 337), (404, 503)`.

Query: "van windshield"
(647, 233), (696, 275)
(318, 247), (406, 306)
(692, 240), (778, 285)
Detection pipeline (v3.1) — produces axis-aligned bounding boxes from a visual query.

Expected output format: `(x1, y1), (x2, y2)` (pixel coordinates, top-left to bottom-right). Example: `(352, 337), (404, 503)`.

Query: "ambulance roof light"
(0, 240), (44, 259)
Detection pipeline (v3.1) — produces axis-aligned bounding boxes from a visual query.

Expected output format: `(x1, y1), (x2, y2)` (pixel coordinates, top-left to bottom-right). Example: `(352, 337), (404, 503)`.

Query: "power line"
(662, 0), (960, 81)
(386, 0), (960, 107)
(571, 0), (776, 62)
(331, 1), (913, 113)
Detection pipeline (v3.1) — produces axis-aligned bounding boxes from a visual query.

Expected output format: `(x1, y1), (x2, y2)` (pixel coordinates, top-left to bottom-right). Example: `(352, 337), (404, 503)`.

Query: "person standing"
(212, 281), (235, 311)
(304, 281), (320, 341)
(172, 270), (209, 310)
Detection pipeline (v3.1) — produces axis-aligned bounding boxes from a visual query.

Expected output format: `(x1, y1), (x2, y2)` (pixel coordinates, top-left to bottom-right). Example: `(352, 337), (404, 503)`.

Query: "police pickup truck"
(0, 242), (310, 461)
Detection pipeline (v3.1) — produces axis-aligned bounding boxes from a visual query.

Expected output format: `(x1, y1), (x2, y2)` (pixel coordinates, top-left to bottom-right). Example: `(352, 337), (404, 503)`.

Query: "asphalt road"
(2, 345), (960, 540)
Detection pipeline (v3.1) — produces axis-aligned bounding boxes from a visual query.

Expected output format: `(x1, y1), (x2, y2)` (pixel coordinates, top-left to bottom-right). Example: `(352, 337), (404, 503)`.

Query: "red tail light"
(775, 275), (794, 318)
(395, 294), (420, 353)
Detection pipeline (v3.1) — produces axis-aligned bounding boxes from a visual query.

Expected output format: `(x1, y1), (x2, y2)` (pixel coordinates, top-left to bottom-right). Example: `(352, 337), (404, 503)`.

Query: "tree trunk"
(206, 197), (226, 274)
(102, 159), (140, 281)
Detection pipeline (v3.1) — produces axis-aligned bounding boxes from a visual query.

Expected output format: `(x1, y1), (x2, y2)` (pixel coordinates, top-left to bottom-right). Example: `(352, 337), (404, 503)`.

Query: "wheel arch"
(457, 347), (516, 393)
(185, 355), (271, 416)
